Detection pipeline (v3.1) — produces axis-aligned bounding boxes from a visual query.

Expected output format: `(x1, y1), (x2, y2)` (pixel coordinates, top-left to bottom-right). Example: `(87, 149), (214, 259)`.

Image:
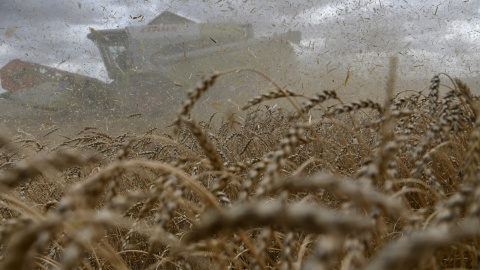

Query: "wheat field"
(1, 58), (480, 269)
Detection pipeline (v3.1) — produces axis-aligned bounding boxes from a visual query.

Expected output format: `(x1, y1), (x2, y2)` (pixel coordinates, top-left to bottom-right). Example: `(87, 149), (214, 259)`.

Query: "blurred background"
(0, 0), (479, 135)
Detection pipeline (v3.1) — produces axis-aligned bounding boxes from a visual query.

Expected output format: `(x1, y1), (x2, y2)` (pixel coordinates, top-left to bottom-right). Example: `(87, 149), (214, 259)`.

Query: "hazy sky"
(0, 0), (479, 92)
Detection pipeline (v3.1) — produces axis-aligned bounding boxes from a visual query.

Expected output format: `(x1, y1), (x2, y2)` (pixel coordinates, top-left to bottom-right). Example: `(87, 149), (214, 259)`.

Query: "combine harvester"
(0, 11), (301, 130)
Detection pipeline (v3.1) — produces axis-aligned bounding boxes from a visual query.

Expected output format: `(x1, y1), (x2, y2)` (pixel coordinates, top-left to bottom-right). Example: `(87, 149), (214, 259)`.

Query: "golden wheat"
(0, 59), (479, 269)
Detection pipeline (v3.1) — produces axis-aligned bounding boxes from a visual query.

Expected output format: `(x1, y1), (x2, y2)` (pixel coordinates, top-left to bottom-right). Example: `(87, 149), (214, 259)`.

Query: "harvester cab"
(87, 28), (130, 82)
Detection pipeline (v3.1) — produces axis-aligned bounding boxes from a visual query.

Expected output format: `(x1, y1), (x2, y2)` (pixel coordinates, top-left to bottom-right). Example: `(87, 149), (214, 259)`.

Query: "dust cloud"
(0, 1), (478, 137)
